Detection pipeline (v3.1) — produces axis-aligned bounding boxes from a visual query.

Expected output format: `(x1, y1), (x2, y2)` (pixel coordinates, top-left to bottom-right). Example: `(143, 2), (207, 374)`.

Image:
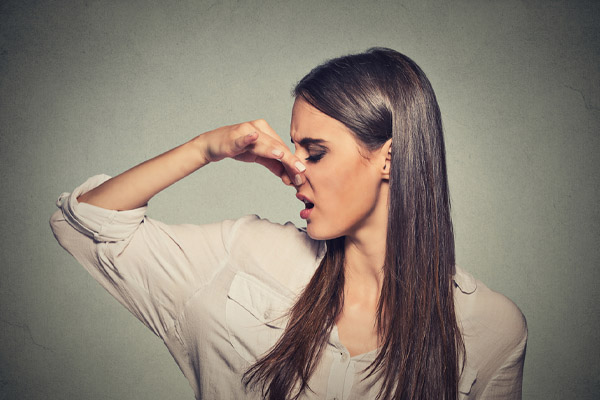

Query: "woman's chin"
(305, 223), (343, 241)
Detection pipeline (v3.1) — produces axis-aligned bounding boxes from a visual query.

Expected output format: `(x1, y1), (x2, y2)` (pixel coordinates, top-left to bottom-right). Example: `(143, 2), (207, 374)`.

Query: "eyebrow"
(290, 137), (328, 147)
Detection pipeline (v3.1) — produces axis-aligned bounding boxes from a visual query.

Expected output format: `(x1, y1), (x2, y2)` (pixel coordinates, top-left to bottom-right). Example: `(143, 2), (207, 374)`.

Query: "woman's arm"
(480, 330), (527, 399)
(77, 119), (306, 210)
(51, 119), (307, 339)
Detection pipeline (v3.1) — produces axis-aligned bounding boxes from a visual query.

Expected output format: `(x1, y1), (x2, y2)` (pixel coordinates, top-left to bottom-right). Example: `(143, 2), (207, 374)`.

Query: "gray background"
(1, 0), (598, 399)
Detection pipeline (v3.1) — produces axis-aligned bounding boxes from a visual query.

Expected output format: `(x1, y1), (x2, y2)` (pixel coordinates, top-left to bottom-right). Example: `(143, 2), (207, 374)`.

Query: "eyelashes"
(305, 152), (325, 163)
(296, 143), (328, 163)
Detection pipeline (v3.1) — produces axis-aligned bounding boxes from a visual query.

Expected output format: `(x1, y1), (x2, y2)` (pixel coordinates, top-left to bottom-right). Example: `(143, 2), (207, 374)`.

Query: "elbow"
(49, 209), (65, 237)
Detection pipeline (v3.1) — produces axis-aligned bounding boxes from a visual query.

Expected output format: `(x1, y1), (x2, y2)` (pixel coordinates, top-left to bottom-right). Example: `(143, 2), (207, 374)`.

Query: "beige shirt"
(50, 175), (527, 400)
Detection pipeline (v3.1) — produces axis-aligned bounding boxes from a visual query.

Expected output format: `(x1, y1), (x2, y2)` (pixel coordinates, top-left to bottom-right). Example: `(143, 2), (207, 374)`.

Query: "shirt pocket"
(226, 272), (293, 363)
(458, 365), (478, 400)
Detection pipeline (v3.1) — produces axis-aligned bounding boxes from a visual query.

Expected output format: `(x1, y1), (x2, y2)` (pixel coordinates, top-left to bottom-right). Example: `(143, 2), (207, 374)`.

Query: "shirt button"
(341, 353), (348, 362)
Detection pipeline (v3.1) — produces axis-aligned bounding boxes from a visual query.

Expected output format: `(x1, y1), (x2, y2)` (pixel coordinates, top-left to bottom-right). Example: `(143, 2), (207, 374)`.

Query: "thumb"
(232, 132), (259, 155)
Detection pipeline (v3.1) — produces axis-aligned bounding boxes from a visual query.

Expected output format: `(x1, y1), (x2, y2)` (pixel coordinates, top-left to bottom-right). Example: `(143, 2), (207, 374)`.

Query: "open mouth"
(303, 199), (315, 210)
(297, 193), (315, 220)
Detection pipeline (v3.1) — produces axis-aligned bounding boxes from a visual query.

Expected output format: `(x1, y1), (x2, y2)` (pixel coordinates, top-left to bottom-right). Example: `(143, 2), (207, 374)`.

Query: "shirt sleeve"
(49, 174), (238, 340)
(476, 286), (528, 400)
(480, 327), (527, 399)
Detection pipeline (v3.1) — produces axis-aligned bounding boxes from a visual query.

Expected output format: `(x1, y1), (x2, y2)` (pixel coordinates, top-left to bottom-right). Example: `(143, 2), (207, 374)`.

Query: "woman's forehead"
(290, 99), (353, 143)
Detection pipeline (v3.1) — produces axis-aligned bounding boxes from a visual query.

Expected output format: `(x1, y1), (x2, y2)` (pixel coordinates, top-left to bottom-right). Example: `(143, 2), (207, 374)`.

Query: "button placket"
(327, 326), (357, 400)
(327, 350), (353, 400)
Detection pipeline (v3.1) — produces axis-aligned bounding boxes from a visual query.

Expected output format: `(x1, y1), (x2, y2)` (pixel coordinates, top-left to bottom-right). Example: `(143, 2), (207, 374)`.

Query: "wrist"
(188, 133), (213, 167)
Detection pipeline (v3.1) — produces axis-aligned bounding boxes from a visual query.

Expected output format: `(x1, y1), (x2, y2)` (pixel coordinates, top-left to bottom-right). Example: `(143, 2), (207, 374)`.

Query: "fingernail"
(295, 161), (306, 172)
(271, 149), (284, 157)
(294, 174), (302, 186)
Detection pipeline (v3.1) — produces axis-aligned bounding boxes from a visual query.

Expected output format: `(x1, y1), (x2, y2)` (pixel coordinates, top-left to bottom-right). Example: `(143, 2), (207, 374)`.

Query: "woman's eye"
(305, 152), (325, 163)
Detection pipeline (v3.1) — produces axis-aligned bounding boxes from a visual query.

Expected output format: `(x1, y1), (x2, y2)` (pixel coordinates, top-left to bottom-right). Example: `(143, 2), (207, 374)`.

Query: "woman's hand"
(199, 119), (305, 186)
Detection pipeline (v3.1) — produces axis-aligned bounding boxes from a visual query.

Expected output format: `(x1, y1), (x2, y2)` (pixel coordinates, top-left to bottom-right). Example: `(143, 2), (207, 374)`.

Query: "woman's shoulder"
(227, 214), (320, 251)
(454, 266), (527, 348)
(226, 215), (324, 294)
(454, 267), (527, 394)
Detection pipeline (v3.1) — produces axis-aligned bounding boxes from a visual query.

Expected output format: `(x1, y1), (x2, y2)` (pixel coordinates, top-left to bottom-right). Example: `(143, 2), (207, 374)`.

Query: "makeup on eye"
(290, 137), (329, 163)
(305, 151), (325, 163)
(305, 142), (328, 161)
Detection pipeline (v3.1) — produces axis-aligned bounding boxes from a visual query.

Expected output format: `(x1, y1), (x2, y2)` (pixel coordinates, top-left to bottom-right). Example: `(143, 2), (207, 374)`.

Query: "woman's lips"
(300, 202), (314, 219)
(296, 193), (314, 220)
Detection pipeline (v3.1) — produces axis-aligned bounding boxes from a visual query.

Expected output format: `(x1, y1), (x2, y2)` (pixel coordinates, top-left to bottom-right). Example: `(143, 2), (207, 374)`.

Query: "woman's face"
(291, 98), (389, 240)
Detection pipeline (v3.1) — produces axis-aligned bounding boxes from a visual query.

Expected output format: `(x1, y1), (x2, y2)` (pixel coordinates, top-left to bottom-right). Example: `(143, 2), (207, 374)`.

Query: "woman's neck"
(343, 202), (388, 297)
(337, 215), (387, 356)
(344, 234), (385, 294)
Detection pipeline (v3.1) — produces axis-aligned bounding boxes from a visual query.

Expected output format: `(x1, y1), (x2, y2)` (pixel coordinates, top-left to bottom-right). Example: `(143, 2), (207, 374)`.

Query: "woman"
(50, 48), (527, 399)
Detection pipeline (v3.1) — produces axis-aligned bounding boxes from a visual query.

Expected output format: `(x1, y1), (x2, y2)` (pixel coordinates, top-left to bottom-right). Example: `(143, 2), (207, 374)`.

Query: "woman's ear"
(381, 139), (392, 180)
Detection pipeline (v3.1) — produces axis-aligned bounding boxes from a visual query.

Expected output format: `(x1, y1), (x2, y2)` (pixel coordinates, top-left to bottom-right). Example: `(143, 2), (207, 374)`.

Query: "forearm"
(75, 119), (305, 211)
(77, 135), (209, 211)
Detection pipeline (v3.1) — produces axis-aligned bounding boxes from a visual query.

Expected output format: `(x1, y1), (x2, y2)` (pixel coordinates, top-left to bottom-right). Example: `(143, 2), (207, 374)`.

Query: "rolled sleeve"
(50, 175), (234, 340)
(56, 174), (147, 242)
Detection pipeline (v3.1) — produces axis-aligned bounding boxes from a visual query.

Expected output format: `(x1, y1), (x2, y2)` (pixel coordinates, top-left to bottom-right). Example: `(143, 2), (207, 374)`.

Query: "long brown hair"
(244, 48), (464, 400)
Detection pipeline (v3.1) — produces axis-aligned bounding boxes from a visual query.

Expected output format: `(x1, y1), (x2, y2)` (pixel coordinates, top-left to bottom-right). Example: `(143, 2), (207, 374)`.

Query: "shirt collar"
(453, 265), (477, 294)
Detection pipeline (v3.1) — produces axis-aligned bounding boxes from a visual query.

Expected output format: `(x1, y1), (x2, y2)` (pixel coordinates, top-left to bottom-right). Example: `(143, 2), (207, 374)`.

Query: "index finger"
(247, 119), (305, 185)
(278, 151), (306, 186)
